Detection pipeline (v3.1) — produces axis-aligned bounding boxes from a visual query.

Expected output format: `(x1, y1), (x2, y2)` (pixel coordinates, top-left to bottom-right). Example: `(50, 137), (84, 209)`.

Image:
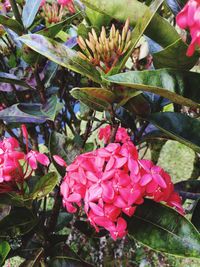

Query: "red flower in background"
(176, 0), (200, 56)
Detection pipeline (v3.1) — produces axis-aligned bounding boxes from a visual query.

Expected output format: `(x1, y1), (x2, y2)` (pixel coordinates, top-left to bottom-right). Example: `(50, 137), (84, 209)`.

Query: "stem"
(47, 190), (62, 234)
(81, 110), (94, 148)
(9, 0), (24, 27)
(34, 65), (46, 104)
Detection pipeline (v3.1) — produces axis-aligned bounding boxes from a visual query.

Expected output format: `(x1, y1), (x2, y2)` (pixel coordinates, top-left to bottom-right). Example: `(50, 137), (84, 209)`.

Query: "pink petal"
(114, 195), (127, 208)
(67, 193), (81, 203)
(102, 169), (115, 181)
(140, 174), (152, 186)
(152, 173), (167, 188)
(146, 180), (158, 194)
(128, 157), (139, 175)
(105, 157), (115, 171)
(128, 189), (141, 206)
(86, 171), (98, 182)
(89, 202), (104, 216)
(102, 182), (115, 202)
(28, 156), (37, 170)
(53, 155), (67, 167)
(116, 217), (127, 232)
(36, 153), (50, 166)
(114, 157), (127, 169)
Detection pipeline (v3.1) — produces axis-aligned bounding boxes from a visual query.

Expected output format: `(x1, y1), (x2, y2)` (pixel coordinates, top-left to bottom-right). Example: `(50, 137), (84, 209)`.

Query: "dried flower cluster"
(77, 19), (132, 73)
(176, 0), (200, 56)
(58, 126), (183, 240)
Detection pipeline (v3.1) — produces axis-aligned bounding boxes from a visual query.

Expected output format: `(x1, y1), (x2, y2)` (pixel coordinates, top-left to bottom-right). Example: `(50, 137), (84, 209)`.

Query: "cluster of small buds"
(176, 0), (200, 56)
(58, 126), (184, 240)
(77, 19), (132, 73)
(41, 2), (67, 25)
(0, 125), (49, 194)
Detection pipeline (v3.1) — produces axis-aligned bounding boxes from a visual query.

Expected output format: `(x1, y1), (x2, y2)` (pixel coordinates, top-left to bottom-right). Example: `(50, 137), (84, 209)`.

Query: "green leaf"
(0, 241), (10, 266)
(55, 212), (73, 232)
(0, 15), (23, 34)
(82, 0), (179, 48)
(70, 87), (116, 111)
(82, 0), (198, 70)
(38, 12), (81, 38)
(22, 0), (42, 28)
(0, 72), (34, 90)
(108, 0), (164, 75)
(0, 192), (27, 207)
(18, 34), (102, 84)
(105, 69), (200, 108)
(0, 95), (63, 123)
(0, 208), (38, 238)
(153, 39), (199, 70)
(30, 172), (58, 200)
(148, 112), (200, 153)
(192, 199), (200, 233)
(128, 199), (200, 258)
(85, 7), (111, 29)
(19, 248), (44, 267)
(124, 94), (151, 116)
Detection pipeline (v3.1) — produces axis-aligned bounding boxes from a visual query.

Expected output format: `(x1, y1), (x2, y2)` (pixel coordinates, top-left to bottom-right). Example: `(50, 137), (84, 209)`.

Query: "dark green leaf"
(71, 87), (116, 111)
(148, 112), (200, 153)
(192, 199), (200, 232)
(124, 94), (151, 116)
(105, 69), (200, 108)
(55, 212), (73, 232)
(30, 172), (58, 200)
(19, 248), (44, 267)
(22, 0), (42, 28)
(82, 0), (179, 48)
(18, 34), (102, 83)
(108, 0), (164, 75)
(0, 208), (38, 238)
(0, 241), (10, 266)
(128, 199), (200, 258)
(0, 15), (23, 34)
(0, 72), (34, 90)
(153, 39), (199, 70)
(0, 95), (63, 123)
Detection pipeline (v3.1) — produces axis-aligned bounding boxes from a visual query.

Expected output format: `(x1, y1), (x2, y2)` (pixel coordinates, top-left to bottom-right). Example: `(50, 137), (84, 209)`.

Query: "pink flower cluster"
(176, 0), (200, 56)
(0, 126), (49, 193)
(59, 127), (183, 240)
(99, 125), (131, 144)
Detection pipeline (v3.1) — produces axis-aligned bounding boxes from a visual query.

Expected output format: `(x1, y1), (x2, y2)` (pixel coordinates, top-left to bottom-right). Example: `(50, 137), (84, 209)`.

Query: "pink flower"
(60, 133), (183, 240)
(176, 0), (200, 56)
(98, 125), (130, 144)
(26, 150), (50, 170)
(57, 0), (75, 13)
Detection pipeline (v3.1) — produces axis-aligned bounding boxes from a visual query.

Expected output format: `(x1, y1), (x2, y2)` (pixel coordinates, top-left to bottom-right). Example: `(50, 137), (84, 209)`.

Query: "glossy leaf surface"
(148, 112), (200, 153)
(128, 199), (200, 258)
(22, 0), (42, 28)
(0, 241), (10, 266)
(0, 15), (23, 34)
(18, 34), (101, 83)
(105, 69), (200, 108)
(30, 172), (58, 200)
(0, 72), (33, 90)
(0, 208), (37, 238)
(71, 87), (115, 111)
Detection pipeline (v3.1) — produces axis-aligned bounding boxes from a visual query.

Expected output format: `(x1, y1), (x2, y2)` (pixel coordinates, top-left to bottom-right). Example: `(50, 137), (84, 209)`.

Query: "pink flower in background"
(98, 125), (130, 144)
(57, 0), (75, 13)
(0, 125), (50, 194)
(60, 127), (184, 240)
(176, 0), (200, 56)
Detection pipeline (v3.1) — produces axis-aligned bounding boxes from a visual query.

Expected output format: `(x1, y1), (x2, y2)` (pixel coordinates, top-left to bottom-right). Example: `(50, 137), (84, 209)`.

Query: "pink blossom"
(57, 0), (75, 13)
(60, 128), (183, 239)
(98, 125), (130, 144)
(26, 150), (50, 170)
(176, 0), (200, 56)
